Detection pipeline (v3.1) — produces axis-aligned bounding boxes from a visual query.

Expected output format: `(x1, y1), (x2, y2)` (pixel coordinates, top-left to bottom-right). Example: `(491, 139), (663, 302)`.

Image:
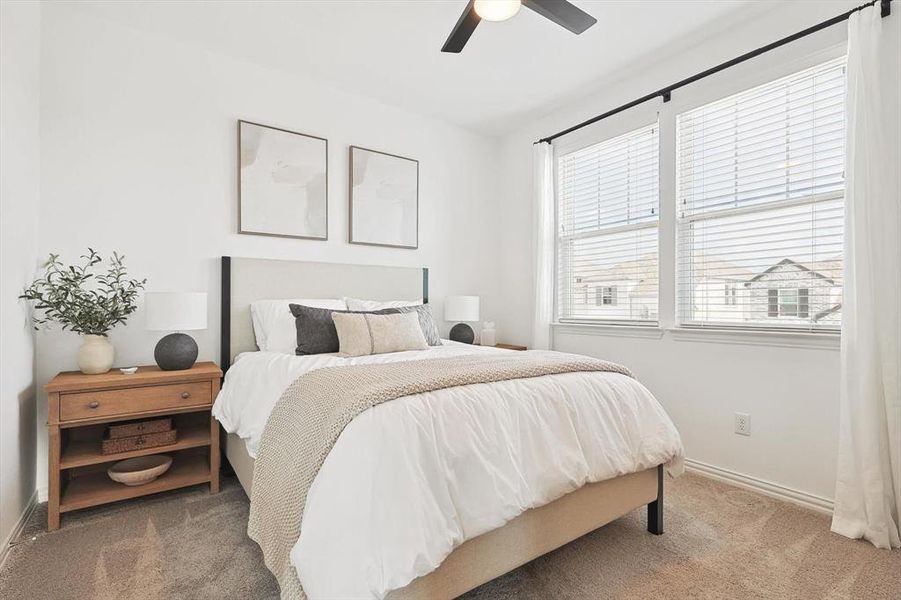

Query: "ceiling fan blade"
(442, 0), (481, 53)
(522, 0), (597, 34)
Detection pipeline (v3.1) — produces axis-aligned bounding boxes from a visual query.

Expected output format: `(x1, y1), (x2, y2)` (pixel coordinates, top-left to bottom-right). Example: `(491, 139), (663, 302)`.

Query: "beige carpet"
(1, 473), (898, 599)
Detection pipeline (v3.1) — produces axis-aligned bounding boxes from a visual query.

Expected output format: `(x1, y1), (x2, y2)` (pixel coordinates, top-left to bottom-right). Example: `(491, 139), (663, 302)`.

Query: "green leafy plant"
(20, 249), (147, 335)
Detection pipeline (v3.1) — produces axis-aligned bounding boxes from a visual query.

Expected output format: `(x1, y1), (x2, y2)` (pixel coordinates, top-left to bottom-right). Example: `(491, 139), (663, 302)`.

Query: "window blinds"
(556, 123), (659, 324)
(677, 58), (846, 331)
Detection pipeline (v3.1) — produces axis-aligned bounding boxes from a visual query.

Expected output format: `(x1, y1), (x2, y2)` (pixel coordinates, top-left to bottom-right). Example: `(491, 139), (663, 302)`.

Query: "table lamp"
(445, 295), (480, 344)
(145, 292), (207, 370)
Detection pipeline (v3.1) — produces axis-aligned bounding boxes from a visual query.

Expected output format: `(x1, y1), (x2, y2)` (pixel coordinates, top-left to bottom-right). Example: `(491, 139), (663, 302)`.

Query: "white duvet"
(213, 342), (684, 600)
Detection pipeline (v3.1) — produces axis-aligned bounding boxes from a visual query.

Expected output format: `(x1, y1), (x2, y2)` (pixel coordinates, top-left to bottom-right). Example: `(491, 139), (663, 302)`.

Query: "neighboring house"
(565, 254), (842, 327)
(566, 254), (659, 321)
(743, 258), (842, 326)
(687, 257), (754, 324)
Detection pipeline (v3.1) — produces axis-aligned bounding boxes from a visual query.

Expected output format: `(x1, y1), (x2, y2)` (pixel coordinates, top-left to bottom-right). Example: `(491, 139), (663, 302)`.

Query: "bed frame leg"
(647, 464), (663, 535)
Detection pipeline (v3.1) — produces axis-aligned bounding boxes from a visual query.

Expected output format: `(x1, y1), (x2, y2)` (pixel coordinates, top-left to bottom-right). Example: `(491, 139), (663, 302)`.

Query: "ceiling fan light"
(473, 0), (521, 22)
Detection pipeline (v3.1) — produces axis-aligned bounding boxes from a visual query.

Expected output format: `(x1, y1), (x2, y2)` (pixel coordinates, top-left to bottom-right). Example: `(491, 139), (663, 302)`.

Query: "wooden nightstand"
(44, 361), (222, 530)
(495, 343), (527, 351)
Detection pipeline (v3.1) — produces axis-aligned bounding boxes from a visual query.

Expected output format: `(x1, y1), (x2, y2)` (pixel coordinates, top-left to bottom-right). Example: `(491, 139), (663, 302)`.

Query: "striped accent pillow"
(377, 304), (442, 346)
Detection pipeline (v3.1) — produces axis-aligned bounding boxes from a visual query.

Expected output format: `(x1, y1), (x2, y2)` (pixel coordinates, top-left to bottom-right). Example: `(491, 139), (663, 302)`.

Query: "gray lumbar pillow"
(289, 304), (350, 355)
(290, 302), (442, 355)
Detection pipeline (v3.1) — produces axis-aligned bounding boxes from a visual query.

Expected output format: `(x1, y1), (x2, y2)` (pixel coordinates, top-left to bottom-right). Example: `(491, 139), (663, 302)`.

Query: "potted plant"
(20, 249), (146, 374)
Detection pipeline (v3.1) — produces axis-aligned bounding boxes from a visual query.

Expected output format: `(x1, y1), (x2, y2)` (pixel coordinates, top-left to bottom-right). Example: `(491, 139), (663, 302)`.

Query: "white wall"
(33, 3), (502, 496)
(497, 0), (898, 502)
(0, 0), (41, 548)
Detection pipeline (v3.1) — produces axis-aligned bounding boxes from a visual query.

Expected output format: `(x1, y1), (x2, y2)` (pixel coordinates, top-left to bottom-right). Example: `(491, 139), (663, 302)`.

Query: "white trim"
(37, 486), (47, 503)
(679, 190), (844, 224)
(552, 322), (665, 339)
(0, 489), (38, 570)
(553, 112), (661, 157)
(559, 218), (657, 242)
(685, 458), (834, 515)
(668, 327), (840, 349)
(552, 322), (839, 349)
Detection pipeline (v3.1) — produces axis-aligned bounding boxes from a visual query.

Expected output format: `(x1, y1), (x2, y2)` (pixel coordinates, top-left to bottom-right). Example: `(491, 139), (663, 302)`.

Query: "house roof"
(573, 254), (841, 301)
(575, 253), (751, 295)
(814, 303), (842, 322)
(574, 253), (657, 296)
(743, 258), (836, 286)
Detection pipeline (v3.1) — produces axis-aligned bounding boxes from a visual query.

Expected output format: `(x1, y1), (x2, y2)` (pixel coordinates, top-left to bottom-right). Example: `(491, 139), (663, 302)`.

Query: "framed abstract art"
(238, 120), (328, 240)
(348, 145), (419, 249)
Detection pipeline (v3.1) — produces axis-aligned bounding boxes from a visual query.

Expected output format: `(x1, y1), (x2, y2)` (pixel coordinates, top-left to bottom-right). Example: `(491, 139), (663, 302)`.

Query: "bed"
(215, 256), (683, 599)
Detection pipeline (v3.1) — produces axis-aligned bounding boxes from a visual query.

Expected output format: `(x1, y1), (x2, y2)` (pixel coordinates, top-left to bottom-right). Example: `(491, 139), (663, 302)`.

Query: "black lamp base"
(154, 333), (199, 371)
(449, 323), (475, 344)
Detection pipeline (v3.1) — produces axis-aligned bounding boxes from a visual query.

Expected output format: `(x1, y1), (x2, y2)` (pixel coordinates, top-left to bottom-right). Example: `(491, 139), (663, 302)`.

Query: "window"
(768, 288), (810, 318)
(677, 58), (845, 331)
(596, 286), (618, 306)
(724, 283), (738, 306)
(778, 288), (798, 316)
(556, 123), (659, 324)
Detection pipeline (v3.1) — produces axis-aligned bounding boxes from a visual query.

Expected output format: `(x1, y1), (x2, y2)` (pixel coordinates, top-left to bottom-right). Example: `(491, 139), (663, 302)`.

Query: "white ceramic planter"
(77, 334), (114, 374)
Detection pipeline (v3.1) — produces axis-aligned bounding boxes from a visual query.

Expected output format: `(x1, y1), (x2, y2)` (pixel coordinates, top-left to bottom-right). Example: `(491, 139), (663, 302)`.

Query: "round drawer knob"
(88, 401), (99, 409)
(181, 392), (191, 399)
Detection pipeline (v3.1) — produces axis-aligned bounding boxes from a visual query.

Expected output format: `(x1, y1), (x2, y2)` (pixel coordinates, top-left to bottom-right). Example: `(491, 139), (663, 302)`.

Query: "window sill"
(666, 327), (840, 350)
(551, 322), (840, 349)
(551, 322), (665, 339)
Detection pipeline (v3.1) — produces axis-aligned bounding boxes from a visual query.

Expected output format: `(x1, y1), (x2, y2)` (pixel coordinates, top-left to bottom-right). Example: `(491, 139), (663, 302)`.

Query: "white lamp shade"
(145, 292), (207, 331)
(445, 296), (480, 322)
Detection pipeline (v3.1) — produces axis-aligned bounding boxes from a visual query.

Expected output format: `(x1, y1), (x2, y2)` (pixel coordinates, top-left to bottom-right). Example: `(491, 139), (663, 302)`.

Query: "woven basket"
(102, 429), (177, 455)
(108, 417), (172, 440)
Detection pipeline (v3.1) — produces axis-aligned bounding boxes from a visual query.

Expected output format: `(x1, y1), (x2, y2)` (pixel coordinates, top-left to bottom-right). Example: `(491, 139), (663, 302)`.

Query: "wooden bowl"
(107, 455), (173, 486)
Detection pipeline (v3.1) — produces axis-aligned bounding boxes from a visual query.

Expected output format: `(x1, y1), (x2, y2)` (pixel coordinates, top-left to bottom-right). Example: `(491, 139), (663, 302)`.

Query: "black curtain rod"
(536, 0), (892, 144)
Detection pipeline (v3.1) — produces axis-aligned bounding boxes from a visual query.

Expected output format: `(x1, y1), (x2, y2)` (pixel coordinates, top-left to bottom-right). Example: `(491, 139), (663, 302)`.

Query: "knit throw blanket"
(246, 351), (633, 599)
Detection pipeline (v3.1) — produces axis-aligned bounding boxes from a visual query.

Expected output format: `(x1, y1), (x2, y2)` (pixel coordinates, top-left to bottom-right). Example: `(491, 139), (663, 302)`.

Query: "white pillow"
(343, 297), (423, 311)
(332, 312), (428, 357)
(251, 298), (346, 353)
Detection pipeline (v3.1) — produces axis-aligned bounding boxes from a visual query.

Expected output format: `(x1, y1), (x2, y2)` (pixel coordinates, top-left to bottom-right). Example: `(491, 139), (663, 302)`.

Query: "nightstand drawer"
(59, 381), (212, 422)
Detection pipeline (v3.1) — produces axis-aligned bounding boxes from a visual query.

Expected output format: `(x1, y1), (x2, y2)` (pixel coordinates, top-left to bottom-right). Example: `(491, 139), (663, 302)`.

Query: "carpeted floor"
(1, 473), (898, 599)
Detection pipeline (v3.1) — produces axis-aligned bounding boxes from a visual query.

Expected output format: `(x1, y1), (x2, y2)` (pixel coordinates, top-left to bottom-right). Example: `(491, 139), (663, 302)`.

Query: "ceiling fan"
(442, 0), (597, 53)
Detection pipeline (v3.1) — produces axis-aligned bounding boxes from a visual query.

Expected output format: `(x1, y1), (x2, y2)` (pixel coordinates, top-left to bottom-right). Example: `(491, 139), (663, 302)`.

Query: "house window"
(556, 123), (659, 324)
(677, 58), (845, 331)
(767, 288), (811, 318)
(725, 283), (738, 306)
(596, 286), (617, 306)
(778, 289), (799, 316)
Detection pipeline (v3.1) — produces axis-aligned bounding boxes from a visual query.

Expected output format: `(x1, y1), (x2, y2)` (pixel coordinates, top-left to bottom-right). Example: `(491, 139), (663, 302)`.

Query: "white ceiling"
(67, 0), (787, 135)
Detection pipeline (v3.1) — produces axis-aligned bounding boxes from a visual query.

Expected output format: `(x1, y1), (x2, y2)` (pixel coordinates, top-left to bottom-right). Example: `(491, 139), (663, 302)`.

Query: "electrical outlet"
(734, 412), (751, 436)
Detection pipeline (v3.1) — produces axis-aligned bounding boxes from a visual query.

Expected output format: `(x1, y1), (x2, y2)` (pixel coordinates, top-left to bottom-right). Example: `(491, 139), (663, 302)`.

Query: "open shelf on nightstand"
(59, 453), (211, 513)
(60, 421), (211, 469)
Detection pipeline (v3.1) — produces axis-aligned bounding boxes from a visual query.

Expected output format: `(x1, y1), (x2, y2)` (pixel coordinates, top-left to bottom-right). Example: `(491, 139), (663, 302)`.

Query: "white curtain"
(531, 142), (555, 350)
(831, 6), (901, 550)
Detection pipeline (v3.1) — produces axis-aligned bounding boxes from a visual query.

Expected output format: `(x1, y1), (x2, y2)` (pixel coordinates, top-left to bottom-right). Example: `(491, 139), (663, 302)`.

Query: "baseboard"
(684, 458), (834, 515)
(0, 489), (38, 570)
(37, 486), (47, 503)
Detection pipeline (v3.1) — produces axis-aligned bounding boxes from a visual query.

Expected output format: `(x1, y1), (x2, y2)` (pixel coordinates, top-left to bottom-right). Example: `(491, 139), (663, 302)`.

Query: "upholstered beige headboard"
(221, 256), (428, 370)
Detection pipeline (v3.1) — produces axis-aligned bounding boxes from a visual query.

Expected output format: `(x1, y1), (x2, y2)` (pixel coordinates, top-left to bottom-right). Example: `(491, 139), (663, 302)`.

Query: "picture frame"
(238, 120), (328, 240)
(348, 145), (419, 249)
